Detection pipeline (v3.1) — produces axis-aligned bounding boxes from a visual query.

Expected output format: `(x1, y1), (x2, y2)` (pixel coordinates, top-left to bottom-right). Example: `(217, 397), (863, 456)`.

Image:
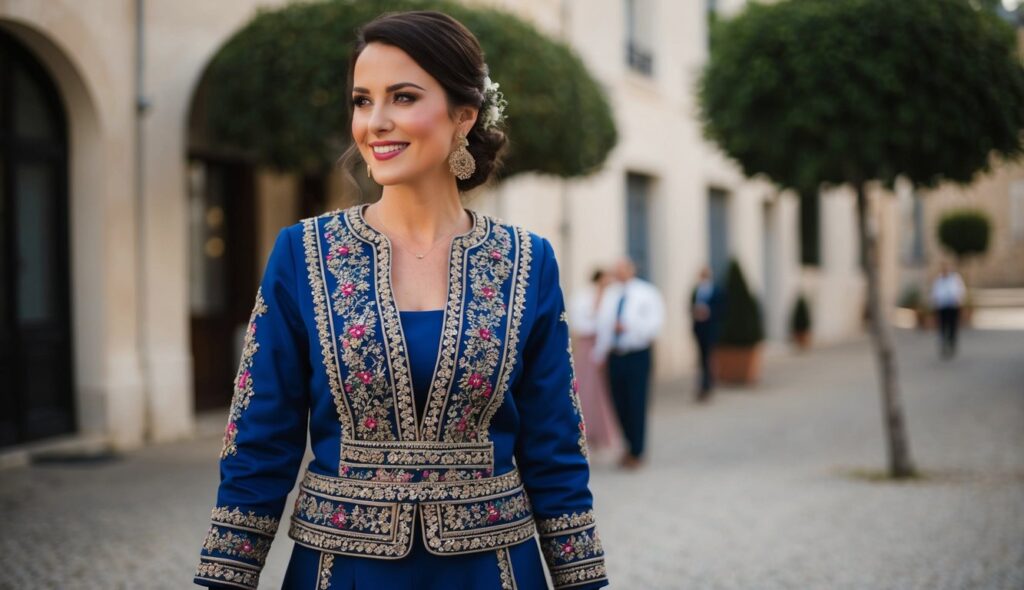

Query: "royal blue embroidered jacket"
(194, 205), (608, 589)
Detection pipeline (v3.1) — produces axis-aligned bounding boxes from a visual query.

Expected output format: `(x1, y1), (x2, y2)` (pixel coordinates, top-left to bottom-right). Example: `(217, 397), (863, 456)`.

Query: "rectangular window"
(799, 189), (821, 267)
(625, 0), (655, 76)
(626, 173), (654, 280)
(708, 187), (730, 280)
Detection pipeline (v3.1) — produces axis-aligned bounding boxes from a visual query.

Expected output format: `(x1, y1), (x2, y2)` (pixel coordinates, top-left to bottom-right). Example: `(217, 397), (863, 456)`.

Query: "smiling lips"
(370, 142), (409, 161)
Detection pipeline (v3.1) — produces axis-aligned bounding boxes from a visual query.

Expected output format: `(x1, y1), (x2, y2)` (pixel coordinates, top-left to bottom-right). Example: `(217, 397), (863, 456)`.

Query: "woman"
(194, 10), (608, 590)
(568, 269), (621, 453)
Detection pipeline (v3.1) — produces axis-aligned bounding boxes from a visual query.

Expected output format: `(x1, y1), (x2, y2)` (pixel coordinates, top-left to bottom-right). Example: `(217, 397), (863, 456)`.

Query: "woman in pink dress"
(569, 268), (622, 453)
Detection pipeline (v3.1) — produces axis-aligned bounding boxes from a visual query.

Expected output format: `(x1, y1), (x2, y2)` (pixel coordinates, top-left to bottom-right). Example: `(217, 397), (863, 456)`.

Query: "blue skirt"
(282, 531), (548, 589)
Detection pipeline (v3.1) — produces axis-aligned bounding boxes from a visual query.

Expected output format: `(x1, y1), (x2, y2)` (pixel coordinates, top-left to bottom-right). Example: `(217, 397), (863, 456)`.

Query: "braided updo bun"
(349, 11), (507, 192)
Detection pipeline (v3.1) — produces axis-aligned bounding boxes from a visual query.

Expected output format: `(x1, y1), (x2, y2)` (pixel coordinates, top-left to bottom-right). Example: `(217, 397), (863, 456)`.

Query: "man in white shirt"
(930, 262), (966, 359)
(592, 256), (665, 469)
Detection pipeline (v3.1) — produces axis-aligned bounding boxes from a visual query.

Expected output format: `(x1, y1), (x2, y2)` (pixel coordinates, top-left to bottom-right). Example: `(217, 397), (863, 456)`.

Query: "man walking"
(930, 262), (966, 359)
(691, 266), (725, 402)
(592, 257), (664, 470)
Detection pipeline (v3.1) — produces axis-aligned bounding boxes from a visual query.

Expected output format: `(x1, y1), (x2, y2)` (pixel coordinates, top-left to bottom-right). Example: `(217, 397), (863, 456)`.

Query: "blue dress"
(194, 205), (608, 590)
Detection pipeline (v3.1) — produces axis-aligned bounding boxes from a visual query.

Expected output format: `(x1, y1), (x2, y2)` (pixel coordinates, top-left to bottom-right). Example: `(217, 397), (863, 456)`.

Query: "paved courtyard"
(1, 322), (1021, 589)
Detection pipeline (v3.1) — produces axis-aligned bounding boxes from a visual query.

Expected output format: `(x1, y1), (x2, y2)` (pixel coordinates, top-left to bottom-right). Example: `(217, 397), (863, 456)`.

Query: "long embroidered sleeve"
(515, 237), (609, 589)
(194, 227), (311, 590)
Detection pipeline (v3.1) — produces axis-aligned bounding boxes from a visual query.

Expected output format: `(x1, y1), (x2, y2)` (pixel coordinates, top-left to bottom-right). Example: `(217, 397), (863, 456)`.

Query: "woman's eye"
(394, 93), (417, 104)
(351, 96), (370, 107)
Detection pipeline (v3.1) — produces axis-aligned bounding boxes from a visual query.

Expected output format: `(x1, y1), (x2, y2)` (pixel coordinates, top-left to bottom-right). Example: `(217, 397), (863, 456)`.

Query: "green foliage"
(698, 0), (1024, 193)
(937, 209), (992, 259)
(720, 259), (764, 347)
(790, 294), (811, 333)
(201, 0), (617, 177)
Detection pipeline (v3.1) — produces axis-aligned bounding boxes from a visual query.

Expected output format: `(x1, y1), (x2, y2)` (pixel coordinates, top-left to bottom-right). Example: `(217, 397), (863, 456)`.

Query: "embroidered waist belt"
(288, 442), (536, 559)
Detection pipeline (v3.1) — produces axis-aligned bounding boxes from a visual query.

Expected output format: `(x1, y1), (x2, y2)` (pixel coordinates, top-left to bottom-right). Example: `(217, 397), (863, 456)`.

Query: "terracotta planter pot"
(792, 331), (812, 350)
(714, 344), (763, 385)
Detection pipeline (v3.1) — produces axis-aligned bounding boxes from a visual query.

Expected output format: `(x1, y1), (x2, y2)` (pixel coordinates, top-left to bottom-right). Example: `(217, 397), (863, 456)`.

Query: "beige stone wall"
(920, 159), (1024, 288)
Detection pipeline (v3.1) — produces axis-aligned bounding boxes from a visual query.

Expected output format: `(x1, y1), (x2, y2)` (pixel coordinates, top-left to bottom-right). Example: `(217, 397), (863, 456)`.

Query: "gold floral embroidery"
(325, 213), (395, 440)
(339, 439), (494, 482)
(536, 510), (597, 535)
(420, 503), (537, 555)
(202, 525), (273, 564)
(318, 552), (334, 589)
(497, 547), (517, 590)
(541, 526), (603, 565)
(210, 506), (280, 536)
(536, 510), (607, 588)
(293, 492), (397, 538)
(303, 215), (356, 439)
(289, 501), (416, 559)
(220, 288), (268, 459)
(441, 225), (514, 441)
(347, 206), (417, 440)
(415, 212), (489, 441)
(299, 467), (524, 503)
(439, 490), (531, 531)
(195, 557), (261, 590)
(478, 227), (533, 439)
(550, 560), (608, 589)
(566, 335), (589, 458)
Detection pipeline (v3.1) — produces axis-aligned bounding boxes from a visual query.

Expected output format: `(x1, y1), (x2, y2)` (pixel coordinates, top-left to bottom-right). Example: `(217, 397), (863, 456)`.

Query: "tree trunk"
(854, 182), (917, 478)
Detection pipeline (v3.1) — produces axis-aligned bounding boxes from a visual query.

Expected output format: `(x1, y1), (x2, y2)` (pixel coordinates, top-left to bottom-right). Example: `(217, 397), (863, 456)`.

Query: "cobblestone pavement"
(0, 326), (1021, 589)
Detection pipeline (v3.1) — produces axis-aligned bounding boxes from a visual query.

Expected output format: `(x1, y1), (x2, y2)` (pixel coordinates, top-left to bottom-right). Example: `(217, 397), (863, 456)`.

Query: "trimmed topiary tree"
(937, 209), (992, 263)
(790, 294), (811, 334)
(200, 0), (617, 179)
(699, 0), (1024, 478)
(719, 259), (764, 347)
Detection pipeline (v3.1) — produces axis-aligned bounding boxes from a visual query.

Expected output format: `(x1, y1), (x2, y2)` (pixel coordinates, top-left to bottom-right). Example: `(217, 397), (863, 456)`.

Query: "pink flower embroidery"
(562, 542), (574, 555)
(481, 383), (493, 398)
(224, 422), (237, 436)
(338, 245), (350, 256)
(478, 328), (491, 341)
(340, 465), (350, 475)
(331, 510), (347, 527)
(348, 324), (366, 339)
(456, 418), (468, 432)
(344, 383), (353, 393)
(486, 504), (500, 523)
(572, 378), (579, 393)
(468, 373), (484, 388)
(364, 416), (378, 430)
(490, 250), (501, 260)
(482, 286), (496, 299)
(240, 540), (253, 554)
(237, 370), (250, 389)
(341, 282), (355, 297)
(356, 371), (373, 385)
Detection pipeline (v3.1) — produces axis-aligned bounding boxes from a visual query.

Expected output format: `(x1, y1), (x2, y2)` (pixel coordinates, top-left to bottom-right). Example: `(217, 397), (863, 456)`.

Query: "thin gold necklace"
(374, 206), (463, 260)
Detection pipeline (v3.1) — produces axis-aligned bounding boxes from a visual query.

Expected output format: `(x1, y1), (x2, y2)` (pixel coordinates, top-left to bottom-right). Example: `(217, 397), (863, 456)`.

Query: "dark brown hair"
(344, 10), (507, 192)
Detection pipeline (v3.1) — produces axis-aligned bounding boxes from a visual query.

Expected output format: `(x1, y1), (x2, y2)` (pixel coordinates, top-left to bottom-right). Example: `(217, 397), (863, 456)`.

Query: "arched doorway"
(0, 30), (74, 447)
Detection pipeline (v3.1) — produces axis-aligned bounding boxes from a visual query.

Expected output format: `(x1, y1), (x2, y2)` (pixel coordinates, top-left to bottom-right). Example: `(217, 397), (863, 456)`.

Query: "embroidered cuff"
(537, 511), (608, 589)
(194, 507), (280, 590)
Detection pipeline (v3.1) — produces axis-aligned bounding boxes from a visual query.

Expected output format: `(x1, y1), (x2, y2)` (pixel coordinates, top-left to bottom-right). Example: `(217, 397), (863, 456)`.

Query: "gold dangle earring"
(448, 133), (476, 180)
(367, 163), (373, 179)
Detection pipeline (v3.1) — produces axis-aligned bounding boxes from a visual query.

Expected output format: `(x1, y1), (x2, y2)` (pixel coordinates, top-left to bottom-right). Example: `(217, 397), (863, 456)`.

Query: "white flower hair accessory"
(479, 69), (508, 131)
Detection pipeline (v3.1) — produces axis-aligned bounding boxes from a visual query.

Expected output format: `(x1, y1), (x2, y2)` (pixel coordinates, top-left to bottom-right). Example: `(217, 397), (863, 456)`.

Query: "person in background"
(568, 268), (622, 454)
(691, 265), (726, 403)
(930, 261), (966, 359)
(592, 257), (665, 470)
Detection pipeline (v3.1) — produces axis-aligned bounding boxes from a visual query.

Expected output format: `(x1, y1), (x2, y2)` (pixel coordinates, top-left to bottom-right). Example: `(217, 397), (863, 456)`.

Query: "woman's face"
(351, 43), (475, 187)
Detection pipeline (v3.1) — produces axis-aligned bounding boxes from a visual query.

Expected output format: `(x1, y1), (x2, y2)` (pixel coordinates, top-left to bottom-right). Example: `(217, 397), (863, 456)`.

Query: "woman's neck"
(370, 177), (469, 246)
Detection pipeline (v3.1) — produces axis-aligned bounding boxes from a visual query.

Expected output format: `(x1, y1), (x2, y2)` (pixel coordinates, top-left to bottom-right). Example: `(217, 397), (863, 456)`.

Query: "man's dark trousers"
(936, 306), (961, 357)
(608, 347), (652, 458)
(693, 321), (715, 394)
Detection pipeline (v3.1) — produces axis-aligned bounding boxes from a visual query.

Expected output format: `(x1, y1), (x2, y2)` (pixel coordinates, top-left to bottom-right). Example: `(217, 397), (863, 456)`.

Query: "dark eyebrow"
(351, 82), (426, 94)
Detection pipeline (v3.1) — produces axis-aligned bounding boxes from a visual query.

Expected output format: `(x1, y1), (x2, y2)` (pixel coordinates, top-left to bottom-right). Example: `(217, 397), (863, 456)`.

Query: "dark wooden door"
(0, 31), (75, 447)
(188, 157), (257, 411)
